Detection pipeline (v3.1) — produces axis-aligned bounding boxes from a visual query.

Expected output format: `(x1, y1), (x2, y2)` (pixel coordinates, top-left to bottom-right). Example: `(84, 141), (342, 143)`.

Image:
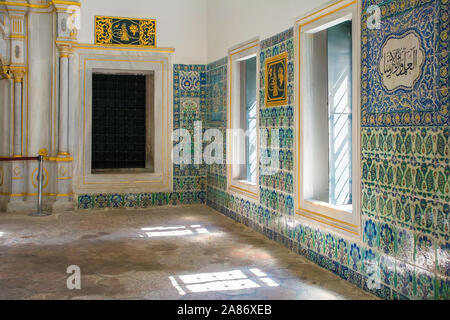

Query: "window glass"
(244, 57), (257, 184)
(328, 21), (353, 206)
(305, 20), (353, 209)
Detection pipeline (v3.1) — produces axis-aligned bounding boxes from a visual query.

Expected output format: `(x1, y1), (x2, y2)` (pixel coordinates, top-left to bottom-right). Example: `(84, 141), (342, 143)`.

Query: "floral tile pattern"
(206, 0), (449, 301)
(77, 0), (448, 301)
(361, 0), (449, 127)
(78, 191), (206, 209)
(77, 64), (208, 210)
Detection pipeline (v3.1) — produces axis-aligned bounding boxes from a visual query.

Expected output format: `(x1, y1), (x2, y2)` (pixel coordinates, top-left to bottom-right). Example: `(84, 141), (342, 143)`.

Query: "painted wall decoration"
(13, 166), (21, 179)
(95, 16), (156, 47)
(31, 167), (49, 189)
(265, 52), (288, 107)
(379, 31), (425, 92)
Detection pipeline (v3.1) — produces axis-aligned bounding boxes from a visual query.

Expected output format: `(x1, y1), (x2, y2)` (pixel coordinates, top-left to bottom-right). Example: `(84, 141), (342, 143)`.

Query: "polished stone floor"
(0, 205), (376, 300)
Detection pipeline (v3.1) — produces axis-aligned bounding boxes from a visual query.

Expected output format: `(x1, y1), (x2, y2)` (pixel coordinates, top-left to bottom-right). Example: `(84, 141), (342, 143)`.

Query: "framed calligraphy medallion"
(378, 30), (425, 93)
(265, 52), (288, 107)
(95, 16), (156, 47)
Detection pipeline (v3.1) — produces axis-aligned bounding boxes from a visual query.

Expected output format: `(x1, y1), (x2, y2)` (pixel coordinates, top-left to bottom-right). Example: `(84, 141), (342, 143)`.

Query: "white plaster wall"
(206, 0), (330, 63)
(78, 0), (207, 65)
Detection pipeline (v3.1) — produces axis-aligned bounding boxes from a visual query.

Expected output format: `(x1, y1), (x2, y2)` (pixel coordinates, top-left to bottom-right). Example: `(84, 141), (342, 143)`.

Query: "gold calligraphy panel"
(95, 16), (156, 47)
(265, 52), (288, 107)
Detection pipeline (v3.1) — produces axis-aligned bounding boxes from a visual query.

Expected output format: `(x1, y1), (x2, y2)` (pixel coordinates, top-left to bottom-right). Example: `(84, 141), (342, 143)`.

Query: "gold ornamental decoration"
(265, 52), (288, 107)
(95, 16), (156, 47)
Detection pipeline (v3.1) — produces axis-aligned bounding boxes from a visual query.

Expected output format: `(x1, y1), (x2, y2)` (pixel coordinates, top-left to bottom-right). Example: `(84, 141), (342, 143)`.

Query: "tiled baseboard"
(77, 191), (207, 210)
(206, 199), (442, 300)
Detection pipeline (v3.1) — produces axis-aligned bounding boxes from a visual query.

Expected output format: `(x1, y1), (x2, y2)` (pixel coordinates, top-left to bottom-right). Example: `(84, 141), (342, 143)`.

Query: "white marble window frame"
(73, 48), (173, 194)
(294, 0), (362, 239)
(227, 38), (261, 201)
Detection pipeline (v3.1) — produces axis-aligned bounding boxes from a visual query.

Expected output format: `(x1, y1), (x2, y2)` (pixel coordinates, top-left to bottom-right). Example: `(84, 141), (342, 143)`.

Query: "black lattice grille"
(92, 74), (146, 170)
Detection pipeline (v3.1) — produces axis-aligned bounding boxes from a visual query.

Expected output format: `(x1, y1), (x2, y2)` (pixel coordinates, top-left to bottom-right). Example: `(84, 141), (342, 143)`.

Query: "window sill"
(228, 179), (259, 201)
(305, 200), (352, 214)
(296, 200), (360, 238)
(236, 179), (257, 186)
(92, 168), (155, 175)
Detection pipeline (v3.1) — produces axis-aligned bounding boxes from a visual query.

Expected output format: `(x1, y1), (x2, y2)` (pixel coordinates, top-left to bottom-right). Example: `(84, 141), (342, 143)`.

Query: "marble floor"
(0, 205), (376, 300)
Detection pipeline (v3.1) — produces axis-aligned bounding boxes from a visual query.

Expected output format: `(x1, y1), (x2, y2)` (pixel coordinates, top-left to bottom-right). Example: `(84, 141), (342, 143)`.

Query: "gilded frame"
(95, 15), (157, 48)
(265, 51), (288, 107)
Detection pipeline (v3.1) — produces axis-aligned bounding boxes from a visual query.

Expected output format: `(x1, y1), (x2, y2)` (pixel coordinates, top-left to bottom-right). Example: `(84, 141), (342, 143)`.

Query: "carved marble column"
(11, 67), (25, 156)
(6, 67), (27, 212)
(57, 45), (70, 157)
(52, 1), (80, 212)
(51, 45), (74, 212)
(5, 5), (28, 212)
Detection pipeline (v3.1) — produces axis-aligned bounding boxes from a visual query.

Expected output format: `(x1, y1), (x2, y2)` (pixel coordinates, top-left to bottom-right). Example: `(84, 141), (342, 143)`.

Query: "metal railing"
(0, 155), (50, 216)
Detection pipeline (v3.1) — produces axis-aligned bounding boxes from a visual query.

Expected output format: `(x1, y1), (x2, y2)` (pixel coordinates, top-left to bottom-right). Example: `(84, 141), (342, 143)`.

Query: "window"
(240, 57), (258, 184)
(91, 72), (154, 174)
(76, 51), (173, 194)
(296, 0), (361, 237)
(227, 39), (260, 200)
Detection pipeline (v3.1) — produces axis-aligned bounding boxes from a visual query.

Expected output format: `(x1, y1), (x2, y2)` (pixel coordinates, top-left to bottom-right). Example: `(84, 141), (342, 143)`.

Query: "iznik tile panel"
(78, 64), (208, 210)
(361, 0), (449, 127)
(206, 0), (449, 301)
(80, 0), (449, 301)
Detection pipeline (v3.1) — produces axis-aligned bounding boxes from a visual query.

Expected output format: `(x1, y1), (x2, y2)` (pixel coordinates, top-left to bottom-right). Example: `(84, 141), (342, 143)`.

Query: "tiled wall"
(359, 0), (449, 299)
(206, 28), (296, 223)
(75, 0), (448, 300)
(77, 64), (208, 210)
(206, 0), (449, 300)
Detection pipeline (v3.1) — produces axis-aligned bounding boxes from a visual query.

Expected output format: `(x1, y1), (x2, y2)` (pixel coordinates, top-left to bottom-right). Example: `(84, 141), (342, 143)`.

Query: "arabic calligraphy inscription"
(379, 31), (424, 92)
(265, 52), (288, 107)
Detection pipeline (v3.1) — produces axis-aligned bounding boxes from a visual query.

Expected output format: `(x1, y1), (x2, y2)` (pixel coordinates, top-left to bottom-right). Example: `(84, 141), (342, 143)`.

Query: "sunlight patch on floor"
(169, 268), (279, 295)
